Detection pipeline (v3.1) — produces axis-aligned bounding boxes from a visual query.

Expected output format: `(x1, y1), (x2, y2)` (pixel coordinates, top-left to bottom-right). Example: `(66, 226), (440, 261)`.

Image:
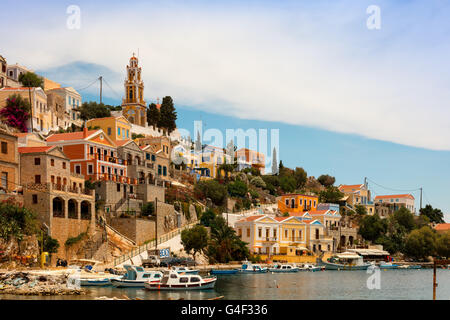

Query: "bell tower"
(122, 53), (147, 127)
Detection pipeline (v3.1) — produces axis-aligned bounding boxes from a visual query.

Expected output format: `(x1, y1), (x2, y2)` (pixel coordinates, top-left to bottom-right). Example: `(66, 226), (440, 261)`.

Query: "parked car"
(142, 255), (161, 268)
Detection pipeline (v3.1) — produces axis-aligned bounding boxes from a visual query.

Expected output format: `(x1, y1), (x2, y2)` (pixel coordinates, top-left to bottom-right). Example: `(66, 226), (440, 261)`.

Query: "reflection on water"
(1, 269), (449, 300)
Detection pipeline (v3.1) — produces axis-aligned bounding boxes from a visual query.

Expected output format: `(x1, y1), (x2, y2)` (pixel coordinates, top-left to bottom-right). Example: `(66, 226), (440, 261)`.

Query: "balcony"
(88, 153), (128, 166)
(99, 173), (137, 185)
(264, 237), (278, 242)
(288, 237), (303, 242)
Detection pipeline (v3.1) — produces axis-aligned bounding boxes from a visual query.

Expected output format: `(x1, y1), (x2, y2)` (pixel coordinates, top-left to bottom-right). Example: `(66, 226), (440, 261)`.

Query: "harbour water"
(1, 269), (449, 300)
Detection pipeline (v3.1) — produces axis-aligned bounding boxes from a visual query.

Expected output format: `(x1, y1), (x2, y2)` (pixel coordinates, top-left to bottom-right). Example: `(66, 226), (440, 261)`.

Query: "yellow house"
(278, 194), (319, 214)
(235, 214), (334, 262)
(86, 116), (131, 142)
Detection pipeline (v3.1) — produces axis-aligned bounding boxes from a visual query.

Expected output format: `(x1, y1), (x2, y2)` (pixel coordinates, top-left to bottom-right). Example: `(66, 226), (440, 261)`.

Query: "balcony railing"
(88, 153), (128, 165)
(264, 237), (277, 242)
(99, 173), (137, 185)
(288, 237), (303, 242)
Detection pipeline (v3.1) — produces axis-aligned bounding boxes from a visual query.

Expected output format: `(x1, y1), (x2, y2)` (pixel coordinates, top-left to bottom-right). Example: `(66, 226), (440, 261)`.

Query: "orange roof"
(237, 215), (264, 223)
(0, 87), (34, 91)
(18, 146), (54, 154)
(374, 194), (415, 200)
(339, 184), (363, 191)
(46, 130), (99, 142)
(13, 133), (30, 138)
(434, 223), (450, 232)
(309, 210), (331, 215)
(115, 139), (132, 146)
(274, 217), (289, 221)
(281, 194), (318, 198)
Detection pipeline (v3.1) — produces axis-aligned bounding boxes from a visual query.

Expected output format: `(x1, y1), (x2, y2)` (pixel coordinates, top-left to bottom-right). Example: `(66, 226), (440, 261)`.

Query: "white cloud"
(2, 1), (450, 150)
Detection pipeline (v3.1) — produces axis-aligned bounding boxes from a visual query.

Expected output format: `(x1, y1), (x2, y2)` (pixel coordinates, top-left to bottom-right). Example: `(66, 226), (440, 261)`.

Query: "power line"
(75, 78), (99, 92)
(102, 78), (121, 99)
(366, 177), (421, 193)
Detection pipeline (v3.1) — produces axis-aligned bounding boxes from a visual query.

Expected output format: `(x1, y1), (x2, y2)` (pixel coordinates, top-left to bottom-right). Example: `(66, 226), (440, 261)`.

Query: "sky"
(1, 0), (449, 221)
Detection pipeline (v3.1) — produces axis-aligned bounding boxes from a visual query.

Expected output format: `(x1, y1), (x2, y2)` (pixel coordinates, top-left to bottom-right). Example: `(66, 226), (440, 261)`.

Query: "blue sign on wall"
(159, 248), (170, 258)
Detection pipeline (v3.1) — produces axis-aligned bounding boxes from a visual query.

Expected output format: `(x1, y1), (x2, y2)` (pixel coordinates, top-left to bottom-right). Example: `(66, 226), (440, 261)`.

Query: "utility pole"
(155, 197), (158, 250)
(99, 76), (103, 104)
(420, 187), (423, 211)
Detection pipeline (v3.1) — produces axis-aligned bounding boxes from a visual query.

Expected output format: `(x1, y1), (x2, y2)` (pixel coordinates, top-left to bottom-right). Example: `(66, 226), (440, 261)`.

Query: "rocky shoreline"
(0, 271), (86, 296)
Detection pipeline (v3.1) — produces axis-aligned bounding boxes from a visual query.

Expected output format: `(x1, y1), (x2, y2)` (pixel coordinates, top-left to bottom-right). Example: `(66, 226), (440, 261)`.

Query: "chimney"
(83, 120), (88, 138)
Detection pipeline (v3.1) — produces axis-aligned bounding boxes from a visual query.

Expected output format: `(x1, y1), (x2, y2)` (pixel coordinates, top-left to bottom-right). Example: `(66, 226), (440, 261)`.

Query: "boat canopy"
(335, 254), (361, 259)
(347, 249), (390, 256)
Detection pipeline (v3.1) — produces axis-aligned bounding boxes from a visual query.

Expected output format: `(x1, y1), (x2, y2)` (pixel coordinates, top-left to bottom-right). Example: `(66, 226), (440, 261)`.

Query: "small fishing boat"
(268, 263), (299, 273)
(302, 263), (323, 272)
(379, 262), (399, 269)
(240, 261), (268, 273)
(320, 252), (371, 271)
(398, 264), (422, 269)
(171, 266), (199, 275)
(80, 277), (116, 287)
(210, 269), (239, 275)
(144, 270), (216, 290)
(110, 265), (163, 288)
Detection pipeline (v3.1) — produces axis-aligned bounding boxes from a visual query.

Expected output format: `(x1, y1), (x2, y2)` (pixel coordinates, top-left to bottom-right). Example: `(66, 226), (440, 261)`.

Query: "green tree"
(147, 103), (160, 128)
(79, 101), (111, 120)
(355, 205), (367, 216)
(141, 202), (155, 217)
(158, 96), (177, 133)
(181, 225), (208, 261)
(393, 207), (416, 233)
(317, 174), (336, 187)
(19, 71), (44, 132)
(294, 167), (307, 188)
(19, 72), (43, 88)
(419, 204), (445, 224)
(194, 180), (228, 206)
(358, 214), (387, 242)
(0, 199), (37, 241)
(250, 176), (266, 188)
(404, 226), (437, 260)
(319, 186), (344, 203)
(200, 209), (216, 227)
(279, 176), (296, 193)
(206, 216), (249, 263)
(43, 236), (59, 254)
(228, 180), (248, 198)
(435, 231), (450, 258)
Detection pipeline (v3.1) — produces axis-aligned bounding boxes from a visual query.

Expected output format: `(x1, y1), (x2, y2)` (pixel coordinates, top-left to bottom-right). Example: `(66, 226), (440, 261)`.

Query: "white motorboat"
(144, 270), (216, 290)
(319, 252), (371, 270)
(171, 266), (199, 274)
(301, 263), (323, 272)
(240, 261), (268, 273)
(268, 263), (299, 273)
(110, 265), (163, 288)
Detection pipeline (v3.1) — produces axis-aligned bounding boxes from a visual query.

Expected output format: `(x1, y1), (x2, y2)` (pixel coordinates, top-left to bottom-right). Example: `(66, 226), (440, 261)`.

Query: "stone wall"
(50, 217), (93, 260)
(137, 183), (165, 203)
(108, 217), (155, 246)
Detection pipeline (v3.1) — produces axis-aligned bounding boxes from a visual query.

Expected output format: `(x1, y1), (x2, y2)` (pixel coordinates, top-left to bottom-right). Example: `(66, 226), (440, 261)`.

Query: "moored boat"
(110, 265), (163, 288)
(210, 269), (239, 275)
(171, 266), (199, 274)
(80, 277), (116, 286)
(320, 252), (371, 270)
(144, 270), (216, 290)
(302, 263), (323, 272)
(268, 263), (299, 273)
(240, 261), (268, 273)
(379, 262), (399, 269)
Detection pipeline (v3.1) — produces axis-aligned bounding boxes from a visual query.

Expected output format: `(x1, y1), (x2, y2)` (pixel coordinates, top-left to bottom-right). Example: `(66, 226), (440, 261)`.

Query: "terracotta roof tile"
(18, 146), (54, 154)
(374, 194), (415, 200)
(46, 130), (98, 142)
(434, 223), (450, 232)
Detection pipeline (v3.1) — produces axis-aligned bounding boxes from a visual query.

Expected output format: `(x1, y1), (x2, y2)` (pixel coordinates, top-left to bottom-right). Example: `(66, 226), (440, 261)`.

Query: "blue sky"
(1, 0), (449, 220)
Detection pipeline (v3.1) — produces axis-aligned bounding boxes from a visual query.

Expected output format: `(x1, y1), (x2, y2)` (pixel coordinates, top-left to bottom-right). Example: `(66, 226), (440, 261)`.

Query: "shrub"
(250, 176), (266, 188)
(141, 202), (155, 217)
(194, 180), (227, 206)
(227, 180), (248, 198)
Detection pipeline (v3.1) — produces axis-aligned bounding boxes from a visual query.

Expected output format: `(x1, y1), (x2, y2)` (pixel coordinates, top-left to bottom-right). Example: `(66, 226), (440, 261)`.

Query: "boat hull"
(145, 279), (216, 290)
(210, 269), (238, 275)
(110, 279), (148, 288)
(239, 269), (268, 273)
(322, 262), (371, 270)
(268, 269), (299, 273)
(80, 278), (112, 286)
